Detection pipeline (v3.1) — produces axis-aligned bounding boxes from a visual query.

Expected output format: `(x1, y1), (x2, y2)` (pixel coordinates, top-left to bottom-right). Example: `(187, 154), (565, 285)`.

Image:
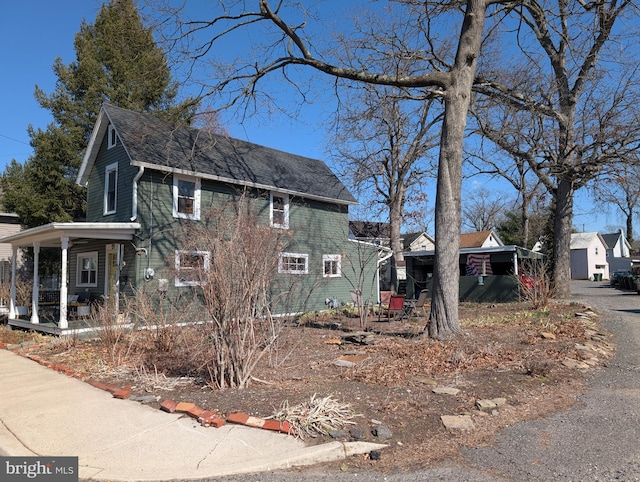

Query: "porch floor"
(8, 317), (98, 337)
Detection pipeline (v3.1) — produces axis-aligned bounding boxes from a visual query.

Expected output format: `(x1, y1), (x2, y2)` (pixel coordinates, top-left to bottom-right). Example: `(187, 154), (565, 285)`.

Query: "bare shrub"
(87, 298), (132, 365)
(176, 193), (292, 389)
(516, 259), (555, 310)
(120, 287), (206, 377)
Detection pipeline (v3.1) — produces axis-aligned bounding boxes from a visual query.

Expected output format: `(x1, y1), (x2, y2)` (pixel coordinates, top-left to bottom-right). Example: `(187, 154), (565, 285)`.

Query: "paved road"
(209, 280), (640, 481)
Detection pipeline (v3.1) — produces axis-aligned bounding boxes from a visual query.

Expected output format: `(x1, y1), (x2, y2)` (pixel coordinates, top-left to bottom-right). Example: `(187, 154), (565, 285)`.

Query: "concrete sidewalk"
(0, 349), (386, 481)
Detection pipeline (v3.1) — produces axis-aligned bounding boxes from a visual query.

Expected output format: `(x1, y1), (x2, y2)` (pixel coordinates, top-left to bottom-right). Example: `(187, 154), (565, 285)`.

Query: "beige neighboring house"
(460, 229), (504, 248)
(403, 232), (435, 252)
(570, 232), (609, 280)
(0, 213), (21, 313)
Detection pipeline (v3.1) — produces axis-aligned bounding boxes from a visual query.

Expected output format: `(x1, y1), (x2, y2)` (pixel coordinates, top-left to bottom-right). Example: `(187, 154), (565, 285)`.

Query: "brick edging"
(3, 343), (293, 434)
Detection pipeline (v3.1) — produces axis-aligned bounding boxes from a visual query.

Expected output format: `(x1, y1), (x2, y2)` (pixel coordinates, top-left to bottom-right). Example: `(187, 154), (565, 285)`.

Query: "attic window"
(173, 174), (201, 220)
(108, 124), (117, 149)
(270, 192), (289, 229)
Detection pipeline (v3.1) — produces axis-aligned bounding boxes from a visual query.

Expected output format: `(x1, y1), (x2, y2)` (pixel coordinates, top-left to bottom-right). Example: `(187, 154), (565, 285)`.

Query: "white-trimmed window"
(173, 174), (201, 220)
(175, 250), (210, 287)
(279, 252), (308, 274)
(104, 162), (118, 215)
(323, 254), (342, 278)
(108, 124), (117, 149)
(270, 192), (289, 229)
(77, 252), (98, 287)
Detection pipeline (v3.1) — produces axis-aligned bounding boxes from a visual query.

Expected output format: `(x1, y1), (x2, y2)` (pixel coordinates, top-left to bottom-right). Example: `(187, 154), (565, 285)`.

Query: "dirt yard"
(0, 300), (613, 476)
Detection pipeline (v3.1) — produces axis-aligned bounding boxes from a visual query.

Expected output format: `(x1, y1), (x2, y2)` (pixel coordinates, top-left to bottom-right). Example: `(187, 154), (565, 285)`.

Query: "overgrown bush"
(173, 194), (293, 389)
(516, 259), (555, 310)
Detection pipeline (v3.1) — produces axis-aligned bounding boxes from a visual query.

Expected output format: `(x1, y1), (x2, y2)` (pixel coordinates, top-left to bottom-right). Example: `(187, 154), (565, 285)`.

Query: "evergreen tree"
(1, 0), (197, 227)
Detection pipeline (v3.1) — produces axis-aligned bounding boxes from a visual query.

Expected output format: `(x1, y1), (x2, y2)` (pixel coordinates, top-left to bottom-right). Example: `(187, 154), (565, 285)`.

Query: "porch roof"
(0, 222), (140, 248)
(404, 245), (545, 259)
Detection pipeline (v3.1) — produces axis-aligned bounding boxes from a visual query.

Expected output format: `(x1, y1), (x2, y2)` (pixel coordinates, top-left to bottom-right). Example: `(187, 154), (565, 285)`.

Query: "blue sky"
(0, 0), (622, 234)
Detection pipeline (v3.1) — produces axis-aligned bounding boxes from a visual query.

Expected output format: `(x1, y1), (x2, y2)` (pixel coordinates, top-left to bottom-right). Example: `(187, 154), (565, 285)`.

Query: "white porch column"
(30, 242), (40, 324)
(9, 245), (17, 319)
(59, 237), (69, 329)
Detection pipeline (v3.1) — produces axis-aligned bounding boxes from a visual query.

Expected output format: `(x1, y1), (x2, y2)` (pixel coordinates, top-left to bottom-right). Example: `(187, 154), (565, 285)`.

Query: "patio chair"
(405, 290), (429, 317)
(380, 294), (406, 322)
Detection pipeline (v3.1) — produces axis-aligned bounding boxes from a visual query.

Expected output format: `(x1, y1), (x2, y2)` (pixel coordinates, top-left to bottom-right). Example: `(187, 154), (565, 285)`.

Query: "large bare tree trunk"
(389, 187), (406, 291)
(552, 177), (574, 297)
(428, 99), (464, 338)
(427, 0), (486, 339)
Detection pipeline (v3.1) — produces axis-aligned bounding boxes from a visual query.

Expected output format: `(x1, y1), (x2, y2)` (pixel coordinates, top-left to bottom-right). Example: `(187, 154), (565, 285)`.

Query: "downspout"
(130, 166), (144, 221)
(377, 249), (393, 304)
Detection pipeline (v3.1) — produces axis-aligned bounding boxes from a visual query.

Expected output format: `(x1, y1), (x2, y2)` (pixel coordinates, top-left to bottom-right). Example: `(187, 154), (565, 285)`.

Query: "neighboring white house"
(570, 232), (609, 280)
(460, 230), (504, 249)
(0, 213), (21, 314)
(403, 232), (435, 252)
(601, 229), (632, 272)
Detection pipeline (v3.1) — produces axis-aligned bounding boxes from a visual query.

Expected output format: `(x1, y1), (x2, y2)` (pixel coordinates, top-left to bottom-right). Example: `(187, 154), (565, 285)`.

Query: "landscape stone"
(441, 415), (474, 430)
(349, 428), (365, 440)
(334, 354), (369, 368)
(476, 399), (498, 411)
(369, 449), (381, 460)
(562, 358), (590, 369)
(411, 376), (438, 386)
(372, 425), (393, 440)
(432, 386), (460, 395)
(329, 429), (348, 439)
(333, 359), (356, 368)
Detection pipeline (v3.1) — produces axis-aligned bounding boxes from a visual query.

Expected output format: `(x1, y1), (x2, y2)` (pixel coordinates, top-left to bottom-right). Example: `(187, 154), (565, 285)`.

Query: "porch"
(0, 222), (139, 332)
(8, 316), (96, 337)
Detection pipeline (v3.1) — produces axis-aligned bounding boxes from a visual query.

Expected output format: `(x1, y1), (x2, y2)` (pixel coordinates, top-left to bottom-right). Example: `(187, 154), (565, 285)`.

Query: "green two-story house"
(3, 104), (381, 333)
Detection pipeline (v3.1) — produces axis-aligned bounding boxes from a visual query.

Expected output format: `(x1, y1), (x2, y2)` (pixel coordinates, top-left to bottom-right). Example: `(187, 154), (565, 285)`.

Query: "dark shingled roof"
(102, 104), (357, 205)
(349, 221), (391, 239)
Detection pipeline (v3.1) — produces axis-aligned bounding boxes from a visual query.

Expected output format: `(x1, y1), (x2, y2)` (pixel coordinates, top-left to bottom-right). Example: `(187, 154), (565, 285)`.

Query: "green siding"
(127, 172), (376, 315)
(85, 132), (137, 223)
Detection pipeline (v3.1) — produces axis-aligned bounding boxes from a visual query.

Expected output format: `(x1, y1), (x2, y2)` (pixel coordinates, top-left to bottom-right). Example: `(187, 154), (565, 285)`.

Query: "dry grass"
(273, 394), (361, 439)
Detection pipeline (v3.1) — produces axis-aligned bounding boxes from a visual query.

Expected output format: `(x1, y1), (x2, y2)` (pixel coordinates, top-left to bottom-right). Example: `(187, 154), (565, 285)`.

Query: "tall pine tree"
(1, 0), (197, 227)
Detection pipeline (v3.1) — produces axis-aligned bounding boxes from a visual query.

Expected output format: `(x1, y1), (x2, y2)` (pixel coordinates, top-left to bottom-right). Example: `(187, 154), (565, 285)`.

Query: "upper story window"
(104, 162), (118, 215)
(323, 254), (342, 278)
(270, 192), (289, 229)
(77, 252), (98, 287)
(278, 252), (308, 275)
(173, 174), (201, 220)
(175, 250), (210, 287)
(108, 124), (118, 149)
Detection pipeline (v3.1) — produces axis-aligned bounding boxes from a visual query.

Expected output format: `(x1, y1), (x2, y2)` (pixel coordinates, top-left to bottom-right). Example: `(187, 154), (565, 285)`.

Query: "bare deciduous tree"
(595, 158), (640, 244)
(474, 0), (637, 296)
(329, 84), (441, 291)
(468, 100), (548, 248)
(461, 188), (511, 232)
(152, 0), (499, 339)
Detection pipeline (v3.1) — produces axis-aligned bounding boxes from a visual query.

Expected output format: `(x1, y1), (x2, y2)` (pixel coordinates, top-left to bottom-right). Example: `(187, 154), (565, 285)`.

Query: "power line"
(0, 134), (29, 145)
